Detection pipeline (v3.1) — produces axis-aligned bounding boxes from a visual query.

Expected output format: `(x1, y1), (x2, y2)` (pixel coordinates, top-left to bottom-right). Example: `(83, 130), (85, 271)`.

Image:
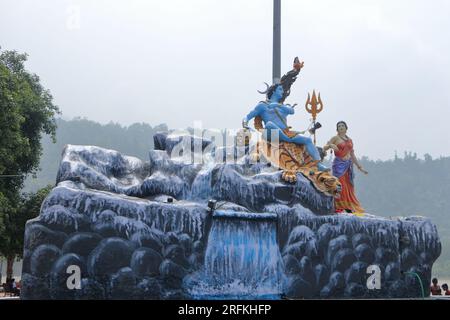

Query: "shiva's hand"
(327, 143), (338, 152)
(242, 118), (249, 129)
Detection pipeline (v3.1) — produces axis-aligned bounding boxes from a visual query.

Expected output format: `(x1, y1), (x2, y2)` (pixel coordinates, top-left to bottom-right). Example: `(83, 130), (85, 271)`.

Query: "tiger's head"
(316, 171), (342, 197)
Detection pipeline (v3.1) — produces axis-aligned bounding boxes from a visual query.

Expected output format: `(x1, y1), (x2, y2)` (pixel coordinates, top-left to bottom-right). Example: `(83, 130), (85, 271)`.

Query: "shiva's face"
(337, 122), (347, 134)
(272, 85), (284, 100)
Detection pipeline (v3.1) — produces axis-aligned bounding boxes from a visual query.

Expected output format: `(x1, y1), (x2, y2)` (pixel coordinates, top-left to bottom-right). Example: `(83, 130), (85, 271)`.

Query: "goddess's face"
(337, 123), (347, 134)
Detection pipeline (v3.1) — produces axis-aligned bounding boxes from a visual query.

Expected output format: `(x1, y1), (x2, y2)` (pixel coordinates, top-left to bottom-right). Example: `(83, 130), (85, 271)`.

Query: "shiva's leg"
(264, 122), (292, 142)
(293, 136), (329, 171)
(264, 121), (320, 159)
(289, 135), (321, 161)
(265, 122), (329, 171)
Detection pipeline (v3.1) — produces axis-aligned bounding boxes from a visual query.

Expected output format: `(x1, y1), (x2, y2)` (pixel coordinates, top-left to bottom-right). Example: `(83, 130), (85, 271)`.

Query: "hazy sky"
(1, 0), (449, 160)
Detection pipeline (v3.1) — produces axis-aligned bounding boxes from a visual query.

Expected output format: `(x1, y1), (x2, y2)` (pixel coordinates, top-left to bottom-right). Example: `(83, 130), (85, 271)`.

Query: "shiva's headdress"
(258, 57), (302, 103)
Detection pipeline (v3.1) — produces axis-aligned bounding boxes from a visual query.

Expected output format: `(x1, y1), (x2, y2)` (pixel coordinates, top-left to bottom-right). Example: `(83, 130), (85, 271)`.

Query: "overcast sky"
(1, 0), (449, 160)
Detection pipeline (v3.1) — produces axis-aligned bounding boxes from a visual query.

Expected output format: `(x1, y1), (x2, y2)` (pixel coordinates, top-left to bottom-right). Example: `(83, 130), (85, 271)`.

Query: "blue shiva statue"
(242, 57), (329, 171)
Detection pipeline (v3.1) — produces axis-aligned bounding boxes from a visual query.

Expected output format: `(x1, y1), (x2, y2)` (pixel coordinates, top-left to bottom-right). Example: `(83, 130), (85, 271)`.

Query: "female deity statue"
(324, 121), (368, 214)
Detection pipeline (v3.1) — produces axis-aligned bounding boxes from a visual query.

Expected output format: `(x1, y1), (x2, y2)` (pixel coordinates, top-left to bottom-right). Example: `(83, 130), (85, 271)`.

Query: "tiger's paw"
(282, 170), (297, 183)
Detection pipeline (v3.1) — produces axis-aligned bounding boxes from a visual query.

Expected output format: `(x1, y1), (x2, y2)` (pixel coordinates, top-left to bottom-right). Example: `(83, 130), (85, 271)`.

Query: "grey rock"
(354, 243), (375, 264)
(109, 267), (138, 299)
(159, 259), (188, 289)
(62, 232), (103, 257)
(130, 247), (163, 277)
(87, 238), (135, 277)
(19, 136), (442, 299)
(188, 253), (203, 270)
(283, 242), (306, 261)
(30, 244), (62, 276)
(192, 240), (204, 255)
(40, 205), (89, 233)
(388, 280), (408, 298)
(178, 233), (193, 256)
(24, 223), (67, 251)
(401, 248), (420, 270)
(164, 244), (189, 269)
(344, 261), (368, 285)
(136, 277), (162, 299)
(75, 278), (106, 300)
(21, 273), (50, 300)
(344, 283), (366, 298)
(283, 254), (301, 275)
(314, 264), (329, 289)
(298, 256), (315, 285)
(22, 249), (33, 274)
(130, 232), (163, 254)
(285, 277), (314, 299)
(331, 249), (356, 273)
(375, 247), (398, 264)
(164, 232), (180, 246)
(317, 223), (338, 247)
(351, 233), (372, 249)
(327, 235), (350, 265)
(91, 221), (118, 238)
(329, 271), (345, 291)
(155, 133), (213, 155)
(384, 262), (400, 281)
(287, 225), (316, 245)
(319, 284), (334, 298)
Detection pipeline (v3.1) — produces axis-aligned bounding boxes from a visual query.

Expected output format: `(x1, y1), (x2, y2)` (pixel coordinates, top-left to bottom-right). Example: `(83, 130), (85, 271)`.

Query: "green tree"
(0, 48), (59, 279)
(1, 186), (52, 279)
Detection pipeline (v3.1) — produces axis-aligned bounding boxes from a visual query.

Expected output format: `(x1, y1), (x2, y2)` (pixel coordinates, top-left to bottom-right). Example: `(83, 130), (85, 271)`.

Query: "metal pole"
(273, 0), (281, 84)
(313, 120), (317, 145)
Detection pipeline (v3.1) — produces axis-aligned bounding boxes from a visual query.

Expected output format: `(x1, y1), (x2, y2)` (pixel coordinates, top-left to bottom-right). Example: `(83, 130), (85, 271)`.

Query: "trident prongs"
(305, 90), (323, 122)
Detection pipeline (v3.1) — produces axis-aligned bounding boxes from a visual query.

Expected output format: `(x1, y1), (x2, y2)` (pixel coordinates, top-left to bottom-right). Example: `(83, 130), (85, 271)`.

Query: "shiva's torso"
(256, 101), (289, 130)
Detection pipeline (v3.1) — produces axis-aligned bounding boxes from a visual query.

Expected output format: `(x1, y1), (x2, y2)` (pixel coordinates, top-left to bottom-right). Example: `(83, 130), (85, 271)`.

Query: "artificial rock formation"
(21, 132), (441, 299)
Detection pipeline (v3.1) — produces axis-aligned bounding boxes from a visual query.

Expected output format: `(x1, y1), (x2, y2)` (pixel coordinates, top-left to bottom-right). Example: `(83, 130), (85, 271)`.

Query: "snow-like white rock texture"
(21, 132), (441, 299)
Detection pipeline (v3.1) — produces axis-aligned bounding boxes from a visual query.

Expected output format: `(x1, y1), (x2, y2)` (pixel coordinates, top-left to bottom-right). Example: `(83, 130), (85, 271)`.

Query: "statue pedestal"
(21, 133), (441, 299)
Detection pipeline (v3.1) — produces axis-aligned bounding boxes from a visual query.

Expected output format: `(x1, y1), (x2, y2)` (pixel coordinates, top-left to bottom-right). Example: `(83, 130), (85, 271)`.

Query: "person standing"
(324, 121), (368, 214)
(430, 278), (442, 295)
(441, 283), (449, 296)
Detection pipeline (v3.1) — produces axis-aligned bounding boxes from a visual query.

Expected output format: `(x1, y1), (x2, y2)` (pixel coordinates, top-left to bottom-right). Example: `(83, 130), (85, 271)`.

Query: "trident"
(305, 90), (323, 145)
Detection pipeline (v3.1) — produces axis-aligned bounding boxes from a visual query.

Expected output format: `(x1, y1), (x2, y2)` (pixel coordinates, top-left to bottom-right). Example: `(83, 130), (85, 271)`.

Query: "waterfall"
(189, 169), (213, 201)
(185, 210), (285, 299)
(189, 152), (215, 201)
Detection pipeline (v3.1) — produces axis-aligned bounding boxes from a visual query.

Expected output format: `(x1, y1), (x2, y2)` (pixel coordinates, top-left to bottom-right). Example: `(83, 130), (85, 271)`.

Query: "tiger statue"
(238, 116), (341, 197)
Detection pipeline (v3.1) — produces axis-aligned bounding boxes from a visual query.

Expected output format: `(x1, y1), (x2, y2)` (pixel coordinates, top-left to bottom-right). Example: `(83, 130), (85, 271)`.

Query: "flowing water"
(185, 210), (285, 299)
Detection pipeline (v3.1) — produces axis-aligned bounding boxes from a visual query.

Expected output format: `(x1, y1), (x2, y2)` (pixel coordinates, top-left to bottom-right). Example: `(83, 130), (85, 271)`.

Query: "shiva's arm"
(324, 136), (339, 152)
(243, 103), (265, 128)
(278, 104), (295, 115)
